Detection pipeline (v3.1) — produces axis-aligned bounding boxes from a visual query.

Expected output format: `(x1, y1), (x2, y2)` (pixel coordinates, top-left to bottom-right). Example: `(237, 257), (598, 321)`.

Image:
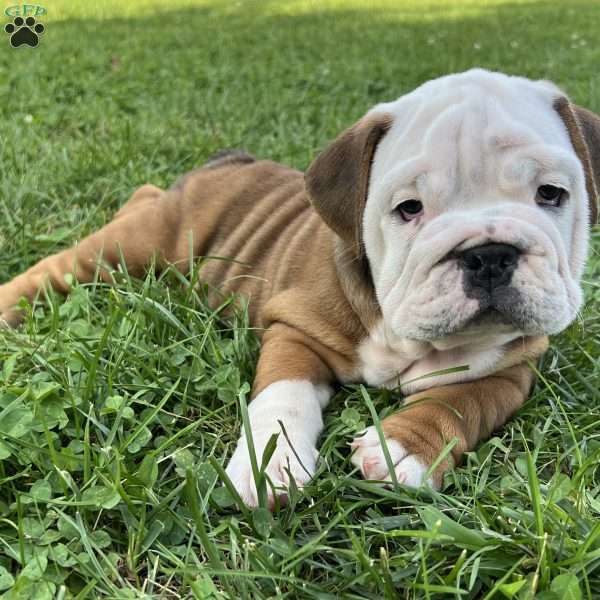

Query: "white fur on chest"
(358, 320), (519, 395)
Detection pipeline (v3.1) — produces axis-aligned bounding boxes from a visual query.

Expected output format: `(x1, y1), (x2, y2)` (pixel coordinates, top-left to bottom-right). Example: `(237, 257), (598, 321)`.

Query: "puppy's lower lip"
(469, 307), (509, 326)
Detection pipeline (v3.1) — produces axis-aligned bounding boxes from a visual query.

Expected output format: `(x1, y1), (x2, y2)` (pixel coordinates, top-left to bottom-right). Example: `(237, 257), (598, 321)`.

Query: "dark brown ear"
(554, 97), (600, 224)
(305, 113), (393, 257)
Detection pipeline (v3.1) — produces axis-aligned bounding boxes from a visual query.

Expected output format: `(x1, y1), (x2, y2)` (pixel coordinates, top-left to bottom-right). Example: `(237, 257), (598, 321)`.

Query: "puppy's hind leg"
(0, 184), (192, 326)
(113, 183), (163, 218)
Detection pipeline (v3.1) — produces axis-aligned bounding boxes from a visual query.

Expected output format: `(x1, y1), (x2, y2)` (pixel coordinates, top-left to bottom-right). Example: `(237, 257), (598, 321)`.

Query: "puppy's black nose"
(460, 243), (520, 291)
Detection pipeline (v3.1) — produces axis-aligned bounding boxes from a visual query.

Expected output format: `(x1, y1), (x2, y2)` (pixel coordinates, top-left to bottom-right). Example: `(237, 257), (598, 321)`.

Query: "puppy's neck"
(357, 320), (523, 394)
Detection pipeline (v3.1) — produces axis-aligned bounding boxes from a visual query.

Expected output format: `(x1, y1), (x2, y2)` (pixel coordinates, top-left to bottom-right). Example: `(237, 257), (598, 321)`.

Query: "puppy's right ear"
(305, 113), (393, 257)
(554, 98), (600, 224)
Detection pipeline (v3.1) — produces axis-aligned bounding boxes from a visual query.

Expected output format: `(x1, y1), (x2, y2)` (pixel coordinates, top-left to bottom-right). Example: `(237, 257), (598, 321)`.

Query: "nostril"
(500, 254), (517, 269)
(463, 253), (483, 271)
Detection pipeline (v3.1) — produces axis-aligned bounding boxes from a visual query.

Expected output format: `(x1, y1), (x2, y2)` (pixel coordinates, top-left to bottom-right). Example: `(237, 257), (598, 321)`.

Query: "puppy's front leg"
(351, 364), (535, 488)
(226, 323), (334, 508)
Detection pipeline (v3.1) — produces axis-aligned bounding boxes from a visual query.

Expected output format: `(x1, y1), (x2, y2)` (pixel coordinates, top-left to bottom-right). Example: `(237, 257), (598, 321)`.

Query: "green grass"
(0, 0), (599, 597)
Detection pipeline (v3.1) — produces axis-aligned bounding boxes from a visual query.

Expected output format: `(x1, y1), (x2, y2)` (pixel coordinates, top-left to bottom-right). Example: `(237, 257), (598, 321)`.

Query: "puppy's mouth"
(467, 307), (511, 328)
(450, 301), (522, 340)
(462, 284), (528, 333)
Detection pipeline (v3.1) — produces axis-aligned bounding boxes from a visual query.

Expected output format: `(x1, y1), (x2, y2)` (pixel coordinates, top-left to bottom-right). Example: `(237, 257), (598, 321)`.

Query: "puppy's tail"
(203, 149), (256, 169)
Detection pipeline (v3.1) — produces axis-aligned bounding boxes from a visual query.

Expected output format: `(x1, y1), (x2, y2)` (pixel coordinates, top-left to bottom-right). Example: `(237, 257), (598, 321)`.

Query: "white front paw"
(350, 426), (434, 488)
(225, 379), (332, 508)
(226, 429), (318, 508)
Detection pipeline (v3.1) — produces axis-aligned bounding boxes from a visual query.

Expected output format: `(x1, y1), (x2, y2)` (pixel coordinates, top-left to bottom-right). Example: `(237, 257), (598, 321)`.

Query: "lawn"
(0, 0), (599, 597)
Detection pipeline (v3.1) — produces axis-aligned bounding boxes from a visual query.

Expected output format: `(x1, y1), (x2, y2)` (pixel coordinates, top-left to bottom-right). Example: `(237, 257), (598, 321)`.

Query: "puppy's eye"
(394, 199), (423, 222)
(536, 185), (567, 207)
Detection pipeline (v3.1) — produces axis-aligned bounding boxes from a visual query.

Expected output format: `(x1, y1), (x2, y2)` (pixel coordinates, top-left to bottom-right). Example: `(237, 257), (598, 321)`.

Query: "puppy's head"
(307, 69), (599, 347)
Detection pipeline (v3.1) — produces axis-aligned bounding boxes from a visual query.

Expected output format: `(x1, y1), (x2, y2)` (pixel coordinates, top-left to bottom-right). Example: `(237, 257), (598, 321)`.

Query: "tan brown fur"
(0, 159), (370, 393)
(382, 362), (536, 486)
(495, 335), (549, 372)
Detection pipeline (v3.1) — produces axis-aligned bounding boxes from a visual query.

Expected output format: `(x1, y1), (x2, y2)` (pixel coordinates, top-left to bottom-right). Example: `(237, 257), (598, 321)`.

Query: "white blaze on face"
(359, 69), (590, 391)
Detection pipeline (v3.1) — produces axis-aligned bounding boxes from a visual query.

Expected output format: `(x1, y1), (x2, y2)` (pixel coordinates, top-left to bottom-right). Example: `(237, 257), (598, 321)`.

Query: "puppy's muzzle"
(460, 243), (520, 293)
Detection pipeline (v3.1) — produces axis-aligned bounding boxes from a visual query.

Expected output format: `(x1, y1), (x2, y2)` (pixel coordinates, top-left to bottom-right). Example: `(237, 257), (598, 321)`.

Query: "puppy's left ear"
(554, 97), (600, 224)
(305, 113), (393, 257)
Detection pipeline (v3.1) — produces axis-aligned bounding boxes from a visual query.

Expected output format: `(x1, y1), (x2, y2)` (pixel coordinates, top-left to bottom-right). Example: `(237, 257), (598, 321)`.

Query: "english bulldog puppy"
(1, 69), (598, 507)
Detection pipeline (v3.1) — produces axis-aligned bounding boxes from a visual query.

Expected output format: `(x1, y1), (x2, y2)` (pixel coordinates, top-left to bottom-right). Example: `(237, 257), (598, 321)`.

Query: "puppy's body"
(1, 69), (598, 507)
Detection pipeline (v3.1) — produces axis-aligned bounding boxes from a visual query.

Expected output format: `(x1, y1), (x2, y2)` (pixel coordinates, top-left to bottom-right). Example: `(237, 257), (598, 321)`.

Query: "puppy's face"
(359, 70), (597, 346)
(363, 71), (589, 342)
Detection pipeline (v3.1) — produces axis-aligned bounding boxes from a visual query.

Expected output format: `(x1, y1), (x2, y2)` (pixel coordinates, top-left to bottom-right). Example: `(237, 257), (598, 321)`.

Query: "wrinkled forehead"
(368, 71), (574, 185)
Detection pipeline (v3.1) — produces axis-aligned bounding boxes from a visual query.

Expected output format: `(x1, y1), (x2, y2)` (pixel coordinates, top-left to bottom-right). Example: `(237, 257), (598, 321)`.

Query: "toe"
(241, 479), (259, 508)
(351, 432), (406, 480)
(350, 426), (381, 450)
(362, 456), (388, 480)
(384, 454), (434, 489)
(351, 430), (437, 489)
(274, 448), (314, 492)
(226, 435), (317, 509)
(225, 454), (258, 507)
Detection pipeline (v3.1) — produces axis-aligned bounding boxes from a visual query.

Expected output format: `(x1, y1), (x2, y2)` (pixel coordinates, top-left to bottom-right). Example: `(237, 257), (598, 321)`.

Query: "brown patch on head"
(305, 113), (393, 258)
(554, 97), (600, 224)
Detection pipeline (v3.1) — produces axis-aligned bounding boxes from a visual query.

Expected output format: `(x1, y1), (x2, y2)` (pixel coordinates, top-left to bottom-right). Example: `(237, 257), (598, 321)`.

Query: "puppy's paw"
(350, 425), (437, 489)
(226, 430), (318, 508)
(225, 379), (331, 508)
